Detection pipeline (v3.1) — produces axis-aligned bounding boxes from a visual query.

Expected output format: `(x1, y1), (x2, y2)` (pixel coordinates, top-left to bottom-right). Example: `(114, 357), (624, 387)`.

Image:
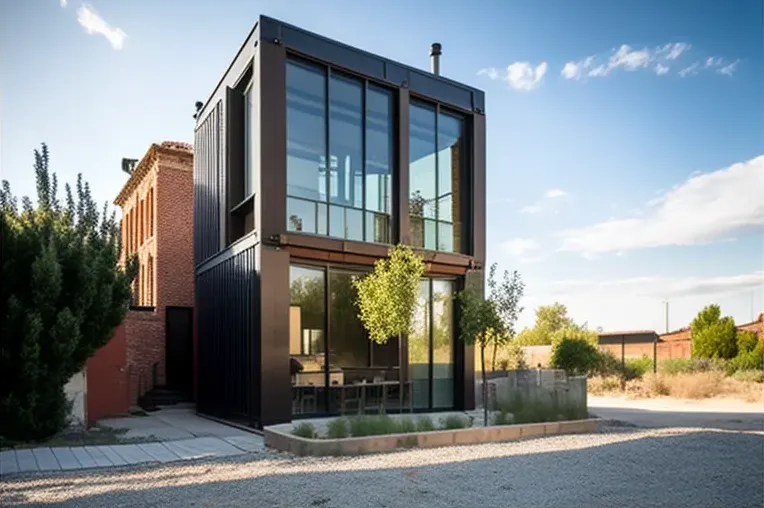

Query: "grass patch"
(440, 415), (471, 430)
(416, 416), (436, 432)
(492, 409), (514, 426)
(292, 422), (318, 439)
(731, 369), (764, 383)
(326, 417), (349, 439)
(498, 394), (587, 424)
(588, 375), (623, 395)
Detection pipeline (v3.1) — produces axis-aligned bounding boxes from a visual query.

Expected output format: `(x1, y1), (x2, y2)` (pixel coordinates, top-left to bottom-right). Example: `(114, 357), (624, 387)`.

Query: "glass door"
(409, 280), (431, 409)
(432, 280), (454, 408)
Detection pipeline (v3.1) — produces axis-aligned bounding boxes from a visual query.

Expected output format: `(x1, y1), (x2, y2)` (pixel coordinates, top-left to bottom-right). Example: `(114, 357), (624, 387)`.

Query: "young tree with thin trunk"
(457, 264), (524, 426)
(354, 244), (425, 411)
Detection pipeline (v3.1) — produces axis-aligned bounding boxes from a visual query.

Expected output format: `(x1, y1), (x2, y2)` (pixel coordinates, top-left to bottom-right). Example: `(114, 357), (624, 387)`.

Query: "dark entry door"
(166, 306), (193, 396)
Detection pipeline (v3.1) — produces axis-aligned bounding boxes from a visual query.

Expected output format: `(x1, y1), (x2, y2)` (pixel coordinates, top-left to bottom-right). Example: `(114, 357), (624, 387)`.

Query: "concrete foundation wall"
(64, 370), (87, 427)
(477, 369), (587, 415)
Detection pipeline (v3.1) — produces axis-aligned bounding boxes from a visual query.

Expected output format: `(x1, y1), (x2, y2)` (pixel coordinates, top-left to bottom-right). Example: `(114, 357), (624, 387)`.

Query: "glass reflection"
(289, 266), (326, 415)
(432, 280), (454, 408)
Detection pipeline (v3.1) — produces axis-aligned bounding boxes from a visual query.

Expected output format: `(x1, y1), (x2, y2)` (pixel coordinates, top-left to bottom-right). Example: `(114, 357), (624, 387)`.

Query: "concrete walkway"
(0, 408), (264, 476)
(589, 395), (764, 432)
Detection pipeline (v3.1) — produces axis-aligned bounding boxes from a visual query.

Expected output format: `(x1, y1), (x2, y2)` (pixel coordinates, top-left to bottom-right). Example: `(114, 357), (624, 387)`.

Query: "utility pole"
(664, 300), (669, 333)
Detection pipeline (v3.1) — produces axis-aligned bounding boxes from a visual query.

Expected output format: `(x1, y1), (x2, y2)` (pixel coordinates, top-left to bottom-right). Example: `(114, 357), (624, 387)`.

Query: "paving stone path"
(0, 434), (264, 476)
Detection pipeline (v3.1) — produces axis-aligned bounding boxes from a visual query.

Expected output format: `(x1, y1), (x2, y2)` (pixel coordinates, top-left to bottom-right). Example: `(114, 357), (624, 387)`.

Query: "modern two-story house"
(193, 15), (486, 427)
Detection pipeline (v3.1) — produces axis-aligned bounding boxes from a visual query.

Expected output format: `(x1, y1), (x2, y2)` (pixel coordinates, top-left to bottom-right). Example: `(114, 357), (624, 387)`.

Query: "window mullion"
(434, 105), (440, 250)
(362, 80), (367, 241)
(325, 67), (332, 237)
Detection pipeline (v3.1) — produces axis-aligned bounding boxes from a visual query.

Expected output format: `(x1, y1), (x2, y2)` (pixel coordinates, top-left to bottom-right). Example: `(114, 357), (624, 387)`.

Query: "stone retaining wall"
(264, 418), (600, 456)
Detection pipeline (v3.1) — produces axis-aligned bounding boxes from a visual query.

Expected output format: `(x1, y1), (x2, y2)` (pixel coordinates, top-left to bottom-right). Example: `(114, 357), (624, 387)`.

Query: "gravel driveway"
(2, 426), (762, 508)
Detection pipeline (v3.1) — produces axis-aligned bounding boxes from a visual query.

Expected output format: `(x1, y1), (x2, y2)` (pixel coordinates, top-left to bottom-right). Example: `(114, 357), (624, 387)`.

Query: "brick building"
(85, 141), (195, 425)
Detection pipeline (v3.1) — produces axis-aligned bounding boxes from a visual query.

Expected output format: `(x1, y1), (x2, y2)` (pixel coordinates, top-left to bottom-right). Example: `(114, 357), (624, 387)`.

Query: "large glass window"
(408, 279), (455, 410)
(409, 102), (464, 253)
(290, 266), (326, 416)
(286, 59), (393, 243)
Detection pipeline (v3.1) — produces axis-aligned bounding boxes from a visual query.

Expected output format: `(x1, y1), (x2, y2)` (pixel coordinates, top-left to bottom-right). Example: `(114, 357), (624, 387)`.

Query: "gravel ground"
(1, 426), (762, 508)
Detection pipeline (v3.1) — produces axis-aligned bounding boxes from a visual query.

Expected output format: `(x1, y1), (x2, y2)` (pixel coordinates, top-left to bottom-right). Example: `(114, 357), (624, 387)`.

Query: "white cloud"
(658, 42), (691, 60)
(718, 59), (739, 76)
(502, 238), (545, 263)
(520, 204), (542, 215)
(505, 62), (548, 91)
(77, 4), (126, 50)
(477, 67), (499, 80)
(534, 272), (764, 332)
(561, 56), (595, 80)
(678, 62), (700, 77)
(705, 57), (723, 68)
(563, 42), (738, 81)
(520, 189), (569, 214)
(558, 155), (764, 256)
(551, 272), (764, 299)
(60, 0), (67, 7)
(545, 188), (568, 198)
(478, 62), (548, 91)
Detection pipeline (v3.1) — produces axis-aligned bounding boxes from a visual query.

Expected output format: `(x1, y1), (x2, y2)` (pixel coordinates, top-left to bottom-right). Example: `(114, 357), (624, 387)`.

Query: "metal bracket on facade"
(401, 80), (408, 88)
(272, 38), (282, 45)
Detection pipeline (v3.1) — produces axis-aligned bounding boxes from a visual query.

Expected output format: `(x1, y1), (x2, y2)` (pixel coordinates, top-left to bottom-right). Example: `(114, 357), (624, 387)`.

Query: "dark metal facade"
(193, 100), (224, 266)
(196, 242), (259, 424)
(194, 15), (485, 426)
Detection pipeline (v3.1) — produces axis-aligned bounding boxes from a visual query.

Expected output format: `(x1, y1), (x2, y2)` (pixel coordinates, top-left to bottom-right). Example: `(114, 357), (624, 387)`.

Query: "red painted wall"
(86, 323), (129, 426)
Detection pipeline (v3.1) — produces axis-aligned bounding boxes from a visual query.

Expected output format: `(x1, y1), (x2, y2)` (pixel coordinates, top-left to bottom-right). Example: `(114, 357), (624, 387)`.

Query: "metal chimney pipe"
(430, 43), (442, 75)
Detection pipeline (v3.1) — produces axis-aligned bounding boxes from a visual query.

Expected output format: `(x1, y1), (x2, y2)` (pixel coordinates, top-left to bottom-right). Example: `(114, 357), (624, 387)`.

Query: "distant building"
(85, 141), (195, 426)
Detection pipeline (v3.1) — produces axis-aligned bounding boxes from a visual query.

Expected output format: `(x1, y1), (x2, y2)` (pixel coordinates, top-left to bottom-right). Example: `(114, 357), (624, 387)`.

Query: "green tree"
(1, 143), (137, 441)
(354, 245), (425, 408)
(691, 304), (738, 359)
(736, 330), (759, 354)
(550, 337), (601, 376)
(487, 265), (524, 371)
(550, 323), (598, 347)
(456, 265), (524, 426)
(516, 302), (574, 346)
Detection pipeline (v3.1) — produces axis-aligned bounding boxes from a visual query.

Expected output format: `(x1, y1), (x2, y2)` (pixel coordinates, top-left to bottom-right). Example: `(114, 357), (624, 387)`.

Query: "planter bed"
(264, 418), (600, 456)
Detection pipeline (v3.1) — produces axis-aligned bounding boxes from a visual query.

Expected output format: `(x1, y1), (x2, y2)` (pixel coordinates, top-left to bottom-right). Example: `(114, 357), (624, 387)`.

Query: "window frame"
(285, 54), (396, 246)
(408, 98), (467, 254)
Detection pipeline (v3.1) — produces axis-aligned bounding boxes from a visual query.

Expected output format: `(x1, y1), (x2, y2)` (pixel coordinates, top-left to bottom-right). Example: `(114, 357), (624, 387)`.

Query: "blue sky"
(2, 0), (762, 332)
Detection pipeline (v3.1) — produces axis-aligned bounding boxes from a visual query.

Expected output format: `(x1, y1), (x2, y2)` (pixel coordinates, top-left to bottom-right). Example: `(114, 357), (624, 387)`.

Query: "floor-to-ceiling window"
(408, 279), (455, 410)
(289, 266), (326, 415)
(289, 264), (402, 416)
(409, 101), (464, 253)
(286, 59), (393, 243)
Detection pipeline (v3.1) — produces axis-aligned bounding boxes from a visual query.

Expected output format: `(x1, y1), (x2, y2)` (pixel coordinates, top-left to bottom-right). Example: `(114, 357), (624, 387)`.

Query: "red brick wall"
(125, 310), (165, 404)
(86, 323), (129, 425)
(156, 155), (195, 310)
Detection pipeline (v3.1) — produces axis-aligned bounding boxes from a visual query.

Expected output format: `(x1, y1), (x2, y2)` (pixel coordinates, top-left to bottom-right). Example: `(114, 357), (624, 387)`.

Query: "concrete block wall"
(478, 369), (587, 417)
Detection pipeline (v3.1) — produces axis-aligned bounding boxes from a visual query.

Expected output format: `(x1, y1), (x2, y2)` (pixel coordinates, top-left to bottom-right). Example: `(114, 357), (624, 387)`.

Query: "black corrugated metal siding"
(196, 245), (259, 425)
(193, 100), (224, 266)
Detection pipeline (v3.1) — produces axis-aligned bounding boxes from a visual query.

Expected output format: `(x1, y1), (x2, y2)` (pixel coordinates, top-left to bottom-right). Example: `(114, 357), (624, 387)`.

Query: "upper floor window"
(286, 59), (393, 244)
(409, 102), (464, 253)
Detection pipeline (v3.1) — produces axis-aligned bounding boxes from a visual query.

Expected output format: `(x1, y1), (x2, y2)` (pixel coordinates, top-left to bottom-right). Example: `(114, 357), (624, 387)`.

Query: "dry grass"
(589, 371), (764, 404)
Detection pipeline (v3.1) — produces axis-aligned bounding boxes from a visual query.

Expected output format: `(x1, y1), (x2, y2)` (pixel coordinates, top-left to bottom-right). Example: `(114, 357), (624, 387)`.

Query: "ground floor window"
(289, 264), (454, 416)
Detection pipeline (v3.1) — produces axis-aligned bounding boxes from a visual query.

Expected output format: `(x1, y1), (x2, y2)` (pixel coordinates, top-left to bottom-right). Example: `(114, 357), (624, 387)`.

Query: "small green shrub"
(737, 331), (760, 354)
(415, 416), (436, 432)
(441, 415), (471, 430)
(396, 417), (417, 434)
(731, 369), (764, 383)
(493, 410), (514, 426)
(624, 356), (653, 380)
(658, 358), (728, 375)
(728, 341), (764, 373)
(551, 338), (601, 376)
(326, 417), (348, 439)
(348, 415), (398, 437)
(292, 422), (318, 439)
